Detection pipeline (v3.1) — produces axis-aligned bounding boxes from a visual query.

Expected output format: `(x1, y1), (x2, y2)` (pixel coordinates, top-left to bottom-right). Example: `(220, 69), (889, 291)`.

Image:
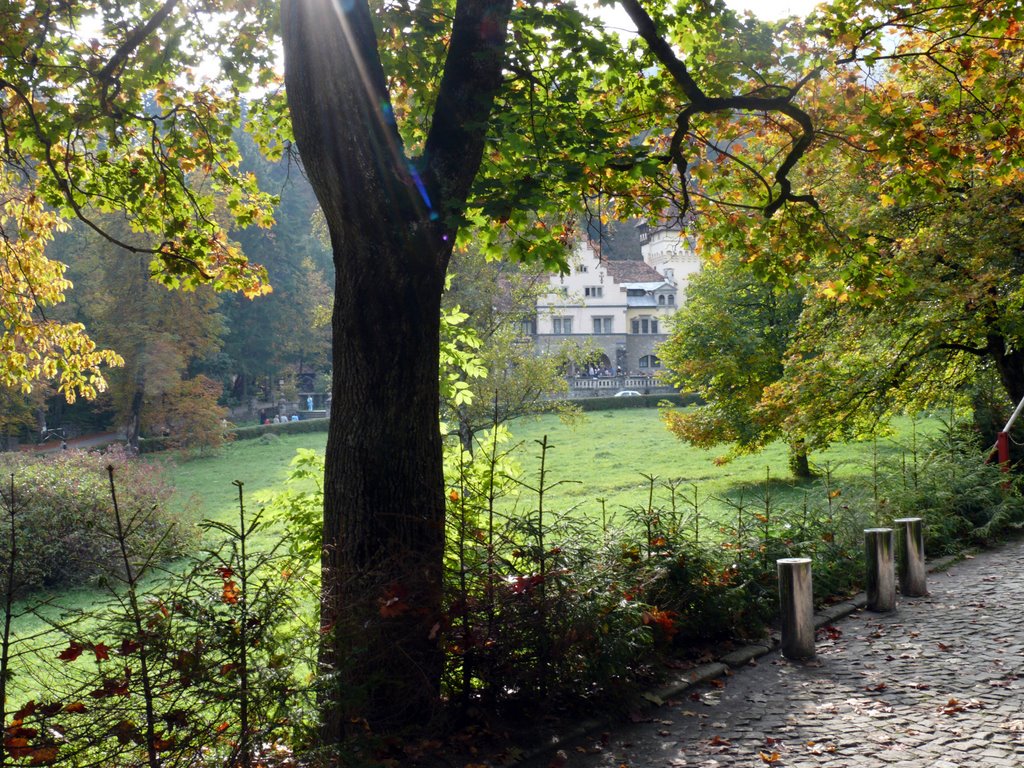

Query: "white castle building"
(533, 222), (701, 379)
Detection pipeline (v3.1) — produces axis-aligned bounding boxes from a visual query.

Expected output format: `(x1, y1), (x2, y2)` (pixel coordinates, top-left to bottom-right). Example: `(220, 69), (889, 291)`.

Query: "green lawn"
(153, 408), (946, 538)
(156, 432), (329, 548)
(498, 408), (944, 526)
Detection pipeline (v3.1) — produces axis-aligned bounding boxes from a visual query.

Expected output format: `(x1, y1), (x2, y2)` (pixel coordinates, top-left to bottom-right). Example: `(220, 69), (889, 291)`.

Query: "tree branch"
(423, 0), (514, 239)
(95, 0), (180, 85)
(618, 0), (818, 218)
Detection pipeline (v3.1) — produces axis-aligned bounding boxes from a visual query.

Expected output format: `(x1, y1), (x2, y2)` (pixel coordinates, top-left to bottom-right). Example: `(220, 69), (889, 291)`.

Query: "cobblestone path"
(540, 539), (1024, 768)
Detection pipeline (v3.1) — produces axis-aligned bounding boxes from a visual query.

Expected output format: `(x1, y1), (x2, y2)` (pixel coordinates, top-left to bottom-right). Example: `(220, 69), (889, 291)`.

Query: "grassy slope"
(155, 408), (943, 535)
(159, 433), (328, 548)
(499, 408), (942, 526)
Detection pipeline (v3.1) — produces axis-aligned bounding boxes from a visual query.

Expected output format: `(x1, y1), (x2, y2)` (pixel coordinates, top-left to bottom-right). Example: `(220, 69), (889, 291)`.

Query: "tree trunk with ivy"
(788, 439), (813, 480)
(281, 0), (513, 738)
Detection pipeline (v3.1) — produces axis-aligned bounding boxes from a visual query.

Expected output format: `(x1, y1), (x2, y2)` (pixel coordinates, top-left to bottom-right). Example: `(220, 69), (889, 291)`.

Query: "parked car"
(614, 390), (642, 397)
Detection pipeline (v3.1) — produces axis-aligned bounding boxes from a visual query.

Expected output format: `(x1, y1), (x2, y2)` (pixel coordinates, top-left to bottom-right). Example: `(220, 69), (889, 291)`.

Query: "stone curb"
(510, 553), (968, 766)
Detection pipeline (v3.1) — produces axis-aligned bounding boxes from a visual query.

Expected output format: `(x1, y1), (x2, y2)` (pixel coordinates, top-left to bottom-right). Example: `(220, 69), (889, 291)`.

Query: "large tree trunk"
(989, 332), (1024, 407)
(281, 0), (513, 739)
(320, 229), (448, 733)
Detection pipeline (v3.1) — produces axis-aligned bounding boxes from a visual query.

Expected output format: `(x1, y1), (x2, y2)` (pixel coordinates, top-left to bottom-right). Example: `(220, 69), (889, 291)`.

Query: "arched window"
(658, 295), (666, 305)
(639, 355), (662, 369)
(668, 294), (675, 306)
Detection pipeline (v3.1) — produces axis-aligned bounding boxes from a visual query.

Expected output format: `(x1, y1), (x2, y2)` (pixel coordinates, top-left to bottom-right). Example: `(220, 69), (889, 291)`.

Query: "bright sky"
(727, 0), (821, 20)
(598, 0), (823, 37)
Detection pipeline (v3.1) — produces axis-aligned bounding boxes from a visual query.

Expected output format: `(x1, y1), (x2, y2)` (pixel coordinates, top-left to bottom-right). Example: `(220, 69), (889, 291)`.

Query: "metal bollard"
(865, 528), (896, 612)
(777, 558), (815, 660)
(894, 517), (928, 597)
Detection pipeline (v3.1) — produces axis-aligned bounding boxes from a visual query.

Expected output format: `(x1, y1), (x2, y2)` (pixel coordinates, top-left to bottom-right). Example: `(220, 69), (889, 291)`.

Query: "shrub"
(259, 420), (1024, 729)
(0, 447), (188, 592)
(6, 479), (318, 768)
(442, 432), (652, 710)
(876, 424), (1024, 554)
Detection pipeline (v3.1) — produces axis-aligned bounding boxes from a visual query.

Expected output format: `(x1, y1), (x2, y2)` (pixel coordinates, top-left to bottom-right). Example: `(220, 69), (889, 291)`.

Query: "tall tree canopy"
(685, 2), (1024, 450)
(659, 257), (808, 475)
(1, 0), (278, 399)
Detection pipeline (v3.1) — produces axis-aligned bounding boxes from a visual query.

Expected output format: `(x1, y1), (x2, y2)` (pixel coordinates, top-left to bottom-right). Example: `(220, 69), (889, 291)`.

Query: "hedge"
(138, 416), (331, 454)
(574, 392), (703, 411)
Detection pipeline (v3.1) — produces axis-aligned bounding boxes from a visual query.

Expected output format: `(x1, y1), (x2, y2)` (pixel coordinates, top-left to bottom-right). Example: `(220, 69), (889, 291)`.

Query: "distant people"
(290, 414), (299, 422)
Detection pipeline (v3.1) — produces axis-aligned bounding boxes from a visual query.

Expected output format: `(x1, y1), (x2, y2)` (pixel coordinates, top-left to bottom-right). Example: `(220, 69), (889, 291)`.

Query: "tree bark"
(988, 332), (1024, 407)
(788, 439), (813, 479)
(126, 384), (144, 453)
(281, 0), (513, 738)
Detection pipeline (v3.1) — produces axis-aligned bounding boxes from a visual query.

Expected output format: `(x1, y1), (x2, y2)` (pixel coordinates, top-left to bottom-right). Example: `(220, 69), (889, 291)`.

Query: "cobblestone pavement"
(536, 540), (1024, 768)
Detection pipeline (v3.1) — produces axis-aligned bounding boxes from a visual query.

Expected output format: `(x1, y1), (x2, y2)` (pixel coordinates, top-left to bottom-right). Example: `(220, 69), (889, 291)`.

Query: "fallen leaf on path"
(817, 625), (842, 640)
(941, 698), (983, 715)
(806, 741), (838, 754)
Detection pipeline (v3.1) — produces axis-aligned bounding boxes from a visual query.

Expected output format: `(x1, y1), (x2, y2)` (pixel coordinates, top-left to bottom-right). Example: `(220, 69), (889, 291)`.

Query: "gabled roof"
(623, 281), (672, 292)
(601, 258), (663, 283)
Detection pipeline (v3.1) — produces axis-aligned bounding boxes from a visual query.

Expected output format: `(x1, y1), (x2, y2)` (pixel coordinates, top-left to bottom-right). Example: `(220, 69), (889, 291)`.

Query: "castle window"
(631, 317), (659, 334)
(593, 317), (613, 334)
(553, 317), (572, 335)
(585, 286), (603, 298)
(639, 355), (662, 369)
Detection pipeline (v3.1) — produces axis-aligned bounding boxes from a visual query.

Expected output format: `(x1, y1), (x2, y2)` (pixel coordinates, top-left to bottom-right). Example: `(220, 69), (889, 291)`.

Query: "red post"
(997, 431), (1010, 473)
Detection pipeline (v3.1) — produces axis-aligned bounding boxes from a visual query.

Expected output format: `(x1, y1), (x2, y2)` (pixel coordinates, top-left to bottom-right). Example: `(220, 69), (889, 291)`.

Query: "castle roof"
(600, 258), (663, 283)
